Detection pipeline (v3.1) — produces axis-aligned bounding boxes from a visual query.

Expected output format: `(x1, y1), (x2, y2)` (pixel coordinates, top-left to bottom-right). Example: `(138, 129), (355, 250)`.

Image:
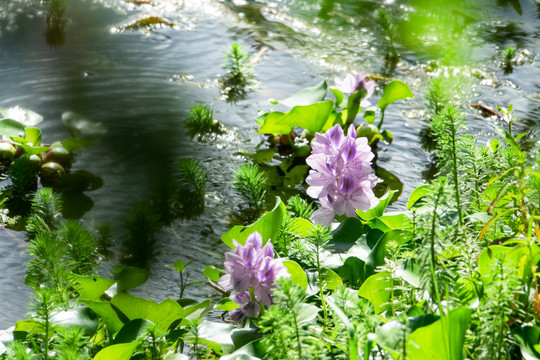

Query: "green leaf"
(222, 197), (285, 248)
(24, 127), (41, 146)
(18, 144), (49, 156)
(366, 214), (412, 232)
(257, 101), (334, 135)
(283, 260), (308, 290)
(50, 306), (99, 337)
(203, 265), (222, 282)
(332, 217), (364, 250)
(184, 299), (212, 320)
(73, 275), (116, 300)
(80, 300), (126, 336)
(297, 303), (319, 323)
(0, 119), (25, 137)
(111, 293), (185, 333)
(367, 229), (410, 268)
(0, 106), (43, 126)
(381, 129), (393, 144)
(357, 190), (396, 221)
(321, 267), (343, 290)
(174, 260), (186, 273)
(377, 80), (414, 111)
(330, 88), (346, 108)
(364, 109), (376, 124)
(198, 320), (235, 355)
(231, 328), (262, 349)
(335, 257), (368, 288)
(94, 341), (139, 360)
(117, 267), (150, 292)
(358, 271), (392, 314)
(281, 80), (328, 107)
(215, 300), (239, 311)
(407, 185), (431, 209)
(346, 88), (367, 123)
(406, 308), (472, 360)
(113, 319), (153, 344)
(514, 326), (540, 360)
(238, 149), (275, 164)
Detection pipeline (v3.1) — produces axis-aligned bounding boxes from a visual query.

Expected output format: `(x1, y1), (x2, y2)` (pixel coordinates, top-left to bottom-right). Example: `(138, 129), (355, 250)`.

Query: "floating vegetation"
(232, 163), (267, 218)
(219, 43), (256, 103)
(117, 16), (175, 32)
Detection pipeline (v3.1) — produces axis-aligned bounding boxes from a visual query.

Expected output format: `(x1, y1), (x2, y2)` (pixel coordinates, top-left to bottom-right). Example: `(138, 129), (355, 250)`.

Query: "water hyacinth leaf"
(0, 119), (25, 137)
(238, 149), (275, 164)
(61, 170), (103, 192)
(284, 100), (334, 133)
(231, 328), (263, 349)
(220, 342), (262, 360)
(62, 111), (107, 138)
(18, 144), (50, 156)
(358, 271), (392, 314)
(280, 80), (328, 107)
(367, 213), (412, 233)
(216, 300), (239, 311)
(184, 299), (212, 319)
(394, 260), (421, 288)
(203, 265), (222, 282)
(0, 106), (43, 126)
(297, 303), (320, 323)
(330, 88), (346, 108)
(222, 197), (285, 248)
(287, 217), (314, 237)
(23, 127), (41, 146)
(367, 229), (409, 268)
(321, 111), (339, 132)
(80, 300), (126, 336)
(257, 111), (289, 135)
(112, 319), (153, 344)
(377, 80), (414, 111)
(94, 341), (139, 360)
(513, 326), (540, 360)
(407, 184), (432, 209)
(198, 320), (235, 354)
(335, 256), (368, 288)
(117, 266), (150, 292)
(357, 190), (396, 221)
(377, 315), (439, 353)
(111, 293), (185, 332)
(331, 217), (364, 252)
(74, 275), (116, 300)
(283, 260), (308, 290)
(477, 245), (512, 284)
(321, 267), (343, 290)
(364, 109), (376, 124)
(406, 307), (473, 360)
(381, 129), (393, 144)
(346, 88), (367, 123)
(50, 306), (99, 337)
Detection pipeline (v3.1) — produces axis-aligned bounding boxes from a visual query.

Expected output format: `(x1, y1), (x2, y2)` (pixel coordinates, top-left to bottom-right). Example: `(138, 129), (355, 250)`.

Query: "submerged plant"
(220, 43), (255, 103)
(184, 105), (222, 139)
(170, 158), (207, 220)
(4, 156), (38, 217)
(306, 124), (379, 226)
(232, 163), (267, 215)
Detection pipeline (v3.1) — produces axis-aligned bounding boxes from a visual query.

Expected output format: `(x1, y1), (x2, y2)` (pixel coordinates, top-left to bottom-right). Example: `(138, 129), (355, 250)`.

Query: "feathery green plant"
(4, 156), (38, 217)
(220, 43), (255, 102)
(286, 194), (315, 220)
(171, 158), (207, 220)
(26, 187), (62, 238)
(232, 163), (267, 215)
(185, 105), (222, 139)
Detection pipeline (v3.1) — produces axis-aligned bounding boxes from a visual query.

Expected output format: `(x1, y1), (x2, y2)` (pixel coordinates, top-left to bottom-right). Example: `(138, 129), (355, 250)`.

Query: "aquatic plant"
(220, 43), (255, 103)
(185, 104), (222, 139)
(306, 124), (379, 226)
(232, 163), (267, 216)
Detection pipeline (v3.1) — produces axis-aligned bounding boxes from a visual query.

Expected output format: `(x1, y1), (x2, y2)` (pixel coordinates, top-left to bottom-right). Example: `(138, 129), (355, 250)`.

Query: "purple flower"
(335, 73), (375, 96)
(307, 124), (379, 225)
(219, 231), (289, 321)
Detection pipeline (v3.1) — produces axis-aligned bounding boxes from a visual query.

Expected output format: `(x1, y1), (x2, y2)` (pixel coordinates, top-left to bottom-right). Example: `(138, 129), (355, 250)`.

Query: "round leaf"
(377, 80), (414, 111)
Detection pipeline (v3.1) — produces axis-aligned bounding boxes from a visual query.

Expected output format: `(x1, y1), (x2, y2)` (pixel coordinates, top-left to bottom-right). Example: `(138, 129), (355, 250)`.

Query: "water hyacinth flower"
(219, 231), (289, 321)
(334, 72), (375, 106)
(306, 124), (379, 226)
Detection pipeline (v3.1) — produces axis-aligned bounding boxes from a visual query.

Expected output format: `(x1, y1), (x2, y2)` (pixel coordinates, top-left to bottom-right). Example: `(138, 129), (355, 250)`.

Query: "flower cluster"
(218, 231), (288, 322)
(306, 124), (379, 226)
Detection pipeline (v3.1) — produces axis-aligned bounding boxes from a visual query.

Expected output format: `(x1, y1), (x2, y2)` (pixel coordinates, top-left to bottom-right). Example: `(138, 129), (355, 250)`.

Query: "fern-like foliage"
(170, 158), (207, 220)
(286, 195), (315, 220)
(5, 157), (38, 217)
(53, 327), (92, 360)
(185, 105), (222, 139)
(232, 163), (267, 215)
(26, 187), (62, 238)
(220, 43), (255, 102)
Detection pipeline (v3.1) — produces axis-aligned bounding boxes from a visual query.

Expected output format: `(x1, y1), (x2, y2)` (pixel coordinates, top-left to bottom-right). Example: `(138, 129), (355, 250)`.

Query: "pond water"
(0, 0), (539, 328)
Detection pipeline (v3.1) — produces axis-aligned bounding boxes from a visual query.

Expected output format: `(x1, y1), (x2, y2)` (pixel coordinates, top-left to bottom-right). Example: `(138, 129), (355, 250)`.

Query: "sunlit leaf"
(113, 319), (153, 344)
(407, 185), (431, 209)
(222, 197), (285, 247)
(94, 341), (139, 360)
(358, 271), (392, 314)
(74, 275), (116, 300)
(280, 80), (328, 107)
(80, 299), (126, 336)
(377, 80), (414, 111)
(321, 267), (343, 290)
(203, 265), (222, 282)
(0, 119), (25, 137)
(357, 190), (396, 221)
(117, 267), (150, 292)
(283, 260), (308, 290)
(514, 326), (540, 360)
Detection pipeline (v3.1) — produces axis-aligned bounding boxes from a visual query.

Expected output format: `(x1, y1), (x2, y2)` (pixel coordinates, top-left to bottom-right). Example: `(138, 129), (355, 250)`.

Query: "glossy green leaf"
(24, 127), (41, 146)
(0, 119), (25, 137)
(513, 326), (540, 360)
(366, 214), (412, 232)
(288, 217), (315, 237)
(94, 341), (139, 360)
(257, 101), (334, 135)
(297, 303), (320, 323)
(283, 260), (308, 290)
(174, 260), (186, 273)
(231, 328), (262, 349)
(80, 300), (126, 336)
(367, 229), (409, 268)
(357, 190), (396, 221)
(198, 320), (235, 355)
(238, 149), (275, 164)
(184, 299), (212, 320)
(335, 257), (368, 288)
(215, 300), (239, 311)
(407, 308), (472, 360)
(281, 80), (328, 107)
(407, 184), (431, 209)
(377, 80), (414, 111)
(111, 293), (185, 332)
(346, 88), (367, 123)
(73, 275), (116, 300)
(222, 198), (285, 248)
(330, 88), (345, 108)
(18, 144), (49, 156)
(113, 319), (153, 344)
(117, 267), (150, 292)
(61, 138), (93, 151)
(364, 109), (376, 124)
(321, 267), (343, 290)
(377, 315), (438, 353)
(358, 271), (392, 314)
(332, 217), (364, 250)
(51, 306), (99, 337)
(381, 129), (393, 144)
(203, 265), (222, 282)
